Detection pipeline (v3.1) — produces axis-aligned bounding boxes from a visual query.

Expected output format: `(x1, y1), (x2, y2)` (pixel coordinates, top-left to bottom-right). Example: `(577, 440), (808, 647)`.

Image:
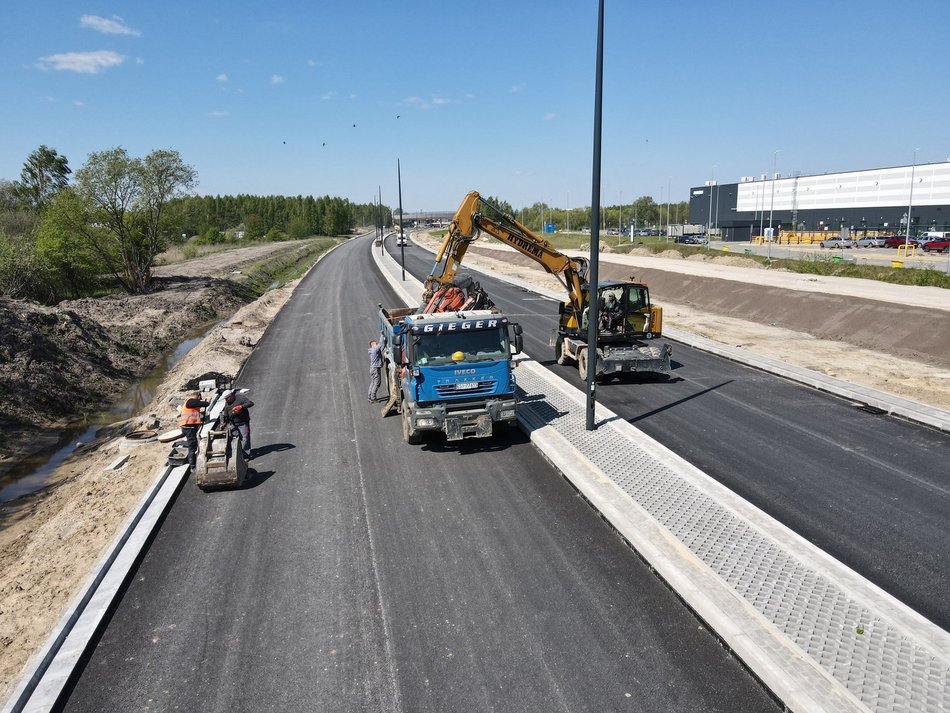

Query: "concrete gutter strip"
(2, 464), (190, 713)
(378, 235), (950, 713)
(518, 384), (869, 713)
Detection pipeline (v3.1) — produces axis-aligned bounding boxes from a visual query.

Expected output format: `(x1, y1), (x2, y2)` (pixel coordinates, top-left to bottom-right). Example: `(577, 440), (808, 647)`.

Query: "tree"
(34, 189), (106, 300)
(73, 147), (196, 292)
(13, 145), (71, 211)
(286, 216), (310, 239)
(244, 214), (265, 240)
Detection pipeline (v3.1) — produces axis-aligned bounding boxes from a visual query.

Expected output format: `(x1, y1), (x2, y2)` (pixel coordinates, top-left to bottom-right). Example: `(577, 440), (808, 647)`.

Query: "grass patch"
(232, 237), (338, 298)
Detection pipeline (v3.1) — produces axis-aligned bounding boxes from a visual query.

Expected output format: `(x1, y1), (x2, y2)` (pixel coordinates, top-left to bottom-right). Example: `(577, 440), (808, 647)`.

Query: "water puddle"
(0, 325), (215, 503)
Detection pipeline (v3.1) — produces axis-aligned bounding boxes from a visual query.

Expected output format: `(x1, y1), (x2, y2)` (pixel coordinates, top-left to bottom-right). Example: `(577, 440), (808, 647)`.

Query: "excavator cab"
(597, 282), (653, 339)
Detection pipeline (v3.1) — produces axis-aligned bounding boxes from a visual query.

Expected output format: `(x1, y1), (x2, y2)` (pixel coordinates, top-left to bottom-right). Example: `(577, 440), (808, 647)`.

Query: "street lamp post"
(397, 159), (406, 280)
(667, 176), (671, 239)
(586, 0), (604, 431)
(768, 150), (780, 262)
(906, 148), (919, 248)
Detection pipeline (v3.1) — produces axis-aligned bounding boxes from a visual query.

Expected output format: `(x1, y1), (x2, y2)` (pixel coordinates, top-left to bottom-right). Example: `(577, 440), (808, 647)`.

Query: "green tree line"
(500, 196), (690, 234)
(0, 145), (377, 304)
(170, 193), (375, 242)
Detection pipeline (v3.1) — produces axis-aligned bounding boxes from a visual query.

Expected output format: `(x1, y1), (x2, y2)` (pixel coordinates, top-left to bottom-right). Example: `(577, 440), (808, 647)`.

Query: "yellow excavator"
(424, 191), (672, 381)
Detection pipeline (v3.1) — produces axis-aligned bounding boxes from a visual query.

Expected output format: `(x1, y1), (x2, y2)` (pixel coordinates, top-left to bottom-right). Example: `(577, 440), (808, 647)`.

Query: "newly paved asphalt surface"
(388, 237), (950, 631)
(61, 236), (779, 712)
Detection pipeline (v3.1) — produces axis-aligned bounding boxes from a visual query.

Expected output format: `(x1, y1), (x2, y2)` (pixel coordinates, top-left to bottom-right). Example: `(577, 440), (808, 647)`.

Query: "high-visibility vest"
(180, 404), (203, 427)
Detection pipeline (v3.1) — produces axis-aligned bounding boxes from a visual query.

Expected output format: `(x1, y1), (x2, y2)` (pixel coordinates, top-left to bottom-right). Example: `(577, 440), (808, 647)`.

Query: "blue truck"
(378, 306), (523, 444)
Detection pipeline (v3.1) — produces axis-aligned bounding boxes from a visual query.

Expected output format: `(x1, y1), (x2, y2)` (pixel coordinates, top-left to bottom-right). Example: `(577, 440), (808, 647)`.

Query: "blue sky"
(3, 1), (949, 212)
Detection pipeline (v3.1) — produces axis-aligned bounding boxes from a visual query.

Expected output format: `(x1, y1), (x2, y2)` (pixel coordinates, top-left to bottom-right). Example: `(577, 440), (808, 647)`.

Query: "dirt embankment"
(0, 240), (330, 479)
(0, 239), (338, 701)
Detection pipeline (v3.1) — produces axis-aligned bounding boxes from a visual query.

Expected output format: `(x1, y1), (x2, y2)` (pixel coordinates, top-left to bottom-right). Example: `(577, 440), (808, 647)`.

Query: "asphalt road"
(389, 236), (950, 631)
(61, 236), (778, 712)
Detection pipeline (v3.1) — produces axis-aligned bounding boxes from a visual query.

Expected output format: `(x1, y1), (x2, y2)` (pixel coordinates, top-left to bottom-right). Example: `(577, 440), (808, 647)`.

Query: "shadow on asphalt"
(241, 469), (275, 489)
(250, 442), (296, 457)
(629, 379), (734, 423)
(420, 426), (530, 455)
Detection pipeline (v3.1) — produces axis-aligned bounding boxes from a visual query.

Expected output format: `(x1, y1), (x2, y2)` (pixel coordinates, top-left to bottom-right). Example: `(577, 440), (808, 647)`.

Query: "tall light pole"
(707, 166), (715, 242)
(397, 159), (406, 280)
(768, 150), (780, 262)
(667, 176), (671, 239)
(586, 0), (604, 432)
(619, 190), (623, 239)
(905, 148), (920, 247)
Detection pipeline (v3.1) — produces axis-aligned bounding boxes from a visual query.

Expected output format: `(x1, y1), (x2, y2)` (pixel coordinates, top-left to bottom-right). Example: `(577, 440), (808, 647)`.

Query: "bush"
(194, 228), (226, 245)
(0, 230), (42, 298)
(264, 228), (285, 242)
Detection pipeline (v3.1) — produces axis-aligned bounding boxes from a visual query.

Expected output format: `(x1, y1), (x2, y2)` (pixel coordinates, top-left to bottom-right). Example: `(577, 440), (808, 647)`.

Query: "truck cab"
(379, 307), (522, 444)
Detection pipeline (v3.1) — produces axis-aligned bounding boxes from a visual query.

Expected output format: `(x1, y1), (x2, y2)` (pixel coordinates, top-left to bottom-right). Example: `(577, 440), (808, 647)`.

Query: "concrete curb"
(2, 464), (189, 713)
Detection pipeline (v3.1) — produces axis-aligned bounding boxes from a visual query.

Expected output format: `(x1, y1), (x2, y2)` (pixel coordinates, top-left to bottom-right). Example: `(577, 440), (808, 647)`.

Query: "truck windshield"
(413, 327), (508, 366)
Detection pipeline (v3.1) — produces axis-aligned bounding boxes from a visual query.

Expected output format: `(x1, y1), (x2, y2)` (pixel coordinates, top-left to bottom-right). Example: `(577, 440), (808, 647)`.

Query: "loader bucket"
(195, 427), (247, 490)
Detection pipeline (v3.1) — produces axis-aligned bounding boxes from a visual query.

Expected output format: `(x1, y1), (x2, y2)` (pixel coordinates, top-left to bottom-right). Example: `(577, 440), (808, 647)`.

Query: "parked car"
(922, 239), (950, 253)
(884, 236), (919, 248)
(917, 234), (947, 249)
(820, 237), (856, 248)
(676, 234), (707, 245)
(854, 236), (887, 248)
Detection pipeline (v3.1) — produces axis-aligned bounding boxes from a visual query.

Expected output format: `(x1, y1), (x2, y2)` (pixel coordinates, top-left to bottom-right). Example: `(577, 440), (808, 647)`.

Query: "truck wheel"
(402, 406), (422, 445)
(554, 335), (568, 365)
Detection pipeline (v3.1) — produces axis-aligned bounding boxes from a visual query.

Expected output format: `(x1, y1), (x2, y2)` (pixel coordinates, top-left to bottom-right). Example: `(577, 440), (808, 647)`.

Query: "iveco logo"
(454, 369), (477, 375)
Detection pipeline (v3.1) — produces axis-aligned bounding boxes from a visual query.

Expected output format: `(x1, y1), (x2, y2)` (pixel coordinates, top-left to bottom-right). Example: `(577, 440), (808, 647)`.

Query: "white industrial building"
(689, 161), (950, 241)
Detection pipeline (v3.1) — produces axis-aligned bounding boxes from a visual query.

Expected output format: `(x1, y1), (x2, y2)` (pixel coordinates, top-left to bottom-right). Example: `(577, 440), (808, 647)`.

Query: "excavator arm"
(425, 191), (589, 328)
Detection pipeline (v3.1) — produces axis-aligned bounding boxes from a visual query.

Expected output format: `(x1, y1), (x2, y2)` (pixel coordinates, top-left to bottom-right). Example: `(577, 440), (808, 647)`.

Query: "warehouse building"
(688, 161), (950, 241)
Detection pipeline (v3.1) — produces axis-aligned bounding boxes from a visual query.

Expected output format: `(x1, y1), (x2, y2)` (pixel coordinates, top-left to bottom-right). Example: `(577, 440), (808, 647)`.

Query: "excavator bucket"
(195, 427), (247, 490)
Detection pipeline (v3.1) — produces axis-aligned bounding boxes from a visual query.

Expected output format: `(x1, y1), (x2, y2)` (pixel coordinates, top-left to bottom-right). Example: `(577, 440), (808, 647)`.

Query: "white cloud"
(321, 91), (338, 100)
(509, 84), (523, 93)
(80, 14), (141, 36)
(307, 59), (317, 67)
(37, 50), (126, 74)
(404, 94), (466, 110)
(271, 74), (285, 85)
(73, 100), (85, 107)
(216, 73), (228, 82)
(543, 112), (557, 121)
(208, 110), (229, 118)
(135, 57), (144, 64)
